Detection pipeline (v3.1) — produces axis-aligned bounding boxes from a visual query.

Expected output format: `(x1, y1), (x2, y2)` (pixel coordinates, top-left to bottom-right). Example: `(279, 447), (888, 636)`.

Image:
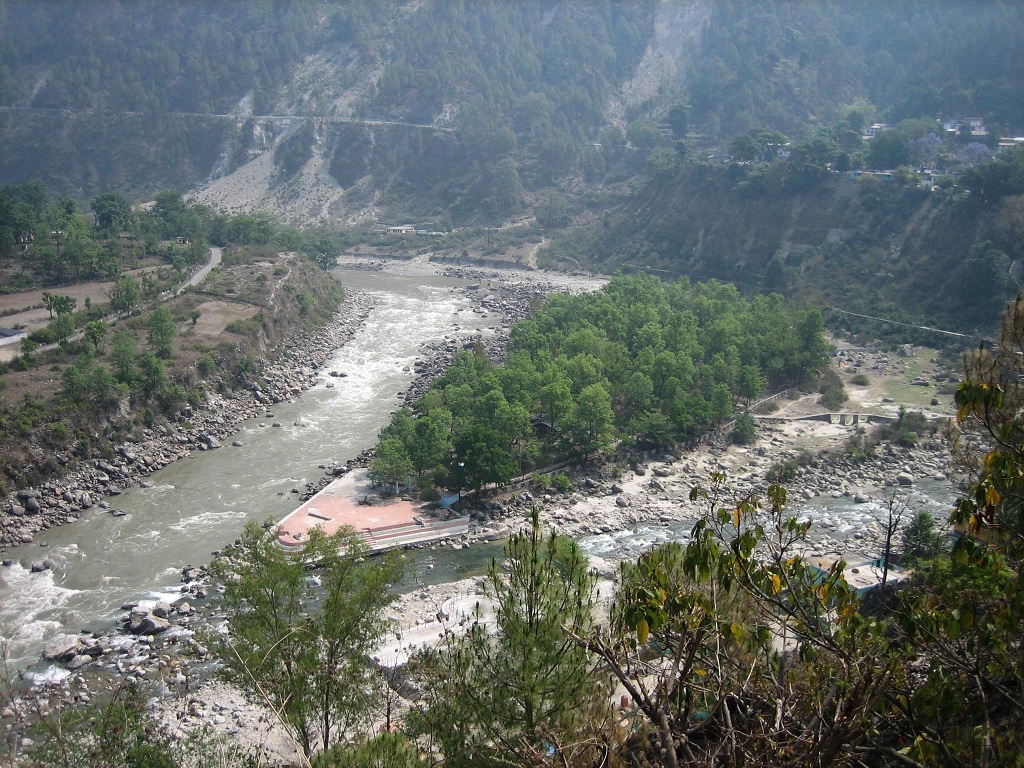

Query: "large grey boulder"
(129, 611), (170, 635)
(42, 635), (82, 662)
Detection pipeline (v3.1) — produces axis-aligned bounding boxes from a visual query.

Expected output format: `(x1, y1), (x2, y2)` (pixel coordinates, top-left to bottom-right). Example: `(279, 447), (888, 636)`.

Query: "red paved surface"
(276, 469), (421, 549)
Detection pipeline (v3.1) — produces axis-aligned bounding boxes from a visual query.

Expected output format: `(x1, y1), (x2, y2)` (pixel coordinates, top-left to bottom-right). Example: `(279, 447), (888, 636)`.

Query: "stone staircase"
(361, 516), (471, 551)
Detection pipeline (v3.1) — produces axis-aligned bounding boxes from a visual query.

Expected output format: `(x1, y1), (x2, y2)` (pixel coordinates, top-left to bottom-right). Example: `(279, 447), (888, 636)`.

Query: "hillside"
(1, 0), (1021, 228)
(548, 151), (1024, 336)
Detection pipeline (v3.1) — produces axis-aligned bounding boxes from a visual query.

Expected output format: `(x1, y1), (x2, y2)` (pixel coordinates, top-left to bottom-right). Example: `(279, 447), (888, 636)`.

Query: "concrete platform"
(276, 469), (469, 552)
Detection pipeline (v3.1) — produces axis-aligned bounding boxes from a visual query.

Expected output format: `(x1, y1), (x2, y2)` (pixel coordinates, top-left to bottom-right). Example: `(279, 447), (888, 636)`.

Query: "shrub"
(29, 326), (57, 344)
(900, 511), (942, 565)
(552, 472), (573, 493)
(533, 473), (553, 491)
(819, 368), (848, 409)
(233, 355), (256, 382)
(196, 354), (216, 377)
(850, 373), (870, 386)
(419, 482), (441, 504)
(45, 421), (70, 446)
(731, 413), (756, 444)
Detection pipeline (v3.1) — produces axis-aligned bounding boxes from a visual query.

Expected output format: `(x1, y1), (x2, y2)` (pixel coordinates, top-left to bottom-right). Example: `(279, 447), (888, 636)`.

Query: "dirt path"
(525, 237), (548, 269)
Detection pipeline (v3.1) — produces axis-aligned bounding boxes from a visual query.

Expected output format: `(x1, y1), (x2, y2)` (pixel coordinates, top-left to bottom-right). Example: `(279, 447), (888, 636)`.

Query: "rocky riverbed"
(0, 258), (964, 761)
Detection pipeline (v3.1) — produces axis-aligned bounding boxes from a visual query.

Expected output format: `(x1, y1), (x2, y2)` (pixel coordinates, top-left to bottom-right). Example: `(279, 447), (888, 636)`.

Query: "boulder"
(129, 612), (170, 635)
(43, 635), (82, 662)
(896, 472), (914, 486)
(152, 601), (172, 618)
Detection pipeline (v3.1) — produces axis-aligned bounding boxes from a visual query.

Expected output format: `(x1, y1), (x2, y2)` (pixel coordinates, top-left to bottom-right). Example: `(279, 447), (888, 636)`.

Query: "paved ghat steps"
(276, 468), (468, 552)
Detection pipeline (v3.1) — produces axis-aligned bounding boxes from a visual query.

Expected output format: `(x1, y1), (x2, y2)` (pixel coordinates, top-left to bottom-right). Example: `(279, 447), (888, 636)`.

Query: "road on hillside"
(178, 245), (221, 294)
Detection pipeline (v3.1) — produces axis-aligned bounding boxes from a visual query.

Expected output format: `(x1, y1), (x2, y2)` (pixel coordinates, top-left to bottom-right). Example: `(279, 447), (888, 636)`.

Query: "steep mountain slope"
(551, 158), (1022, 335)
(0, 0), (1021, 231)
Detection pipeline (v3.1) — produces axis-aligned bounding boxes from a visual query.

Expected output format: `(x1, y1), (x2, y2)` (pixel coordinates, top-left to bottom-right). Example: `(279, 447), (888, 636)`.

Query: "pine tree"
(411, 508), (608, 766)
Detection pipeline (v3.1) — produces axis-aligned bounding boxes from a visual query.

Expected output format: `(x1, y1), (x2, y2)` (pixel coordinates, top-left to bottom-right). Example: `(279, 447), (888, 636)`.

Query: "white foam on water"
(138, 484), (177, 494)
(167, 507), (249, 533)
(0, 564), (83, 672)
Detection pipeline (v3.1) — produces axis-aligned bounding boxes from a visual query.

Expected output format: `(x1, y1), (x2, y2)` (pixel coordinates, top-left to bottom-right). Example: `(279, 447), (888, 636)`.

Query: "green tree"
(900, 510), (941, 564)
(138, 351), (167, 398)
(667, 103), (688, 137)
(147, 305), (176, 358)
(213, 521), (402, 759)
(41, 291), (57, 319)
(563, 382), (614, 460)
(310, 236), (339, 270)
(867, 129), (911, 169)
(52, 294), (76, 316)
(731, 411), (756, 444)
(412, 509), (606, 765)
(368, 437), (413, 493)
(54, 311), (75, 346)
(409, 409), (452, 476)
(449, 422), (518, 494)
(626, 119), (663, 150)
(109, 329), (138, 385)
(90, 193), (134, 236)
(109, 276), (141, 315)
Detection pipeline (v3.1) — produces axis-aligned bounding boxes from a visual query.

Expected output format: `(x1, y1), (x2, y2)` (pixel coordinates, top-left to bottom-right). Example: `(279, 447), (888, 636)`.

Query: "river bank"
(0, 289), (378, 555)
(1, 257), (963, 762)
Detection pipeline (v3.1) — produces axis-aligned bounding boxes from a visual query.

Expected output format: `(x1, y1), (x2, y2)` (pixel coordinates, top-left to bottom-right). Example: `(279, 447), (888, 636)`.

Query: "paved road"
(178, 245), (221, 294)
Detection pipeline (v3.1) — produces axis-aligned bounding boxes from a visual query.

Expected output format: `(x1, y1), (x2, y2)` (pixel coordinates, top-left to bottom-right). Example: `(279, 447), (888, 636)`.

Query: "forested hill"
(685, 1), (1024, 138)
(0, 0), (1021, 226)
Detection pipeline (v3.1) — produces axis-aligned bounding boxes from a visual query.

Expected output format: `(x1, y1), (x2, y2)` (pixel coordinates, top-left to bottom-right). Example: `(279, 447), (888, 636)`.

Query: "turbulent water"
(577, 479), (958, 563)
(0, 269), (494, 675)
(0, 265), (962, 678)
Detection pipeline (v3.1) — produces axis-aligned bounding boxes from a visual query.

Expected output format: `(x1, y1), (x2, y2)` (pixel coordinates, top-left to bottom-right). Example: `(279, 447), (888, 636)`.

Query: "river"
(0, 264), (961, 680)
(0, 267), (498, 676)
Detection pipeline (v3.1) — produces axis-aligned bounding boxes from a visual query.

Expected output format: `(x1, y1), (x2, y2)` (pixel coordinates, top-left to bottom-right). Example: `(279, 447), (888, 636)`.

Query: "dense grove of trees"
(370, 274), (828, 498)
(0, 1), (317, 114)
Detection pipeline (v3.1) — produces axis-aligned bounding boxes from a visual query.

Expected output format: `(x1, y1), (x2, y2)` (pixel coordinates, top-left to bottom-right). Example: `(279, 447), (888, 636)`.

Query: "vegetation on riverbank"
(0, 184), (345, 498)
